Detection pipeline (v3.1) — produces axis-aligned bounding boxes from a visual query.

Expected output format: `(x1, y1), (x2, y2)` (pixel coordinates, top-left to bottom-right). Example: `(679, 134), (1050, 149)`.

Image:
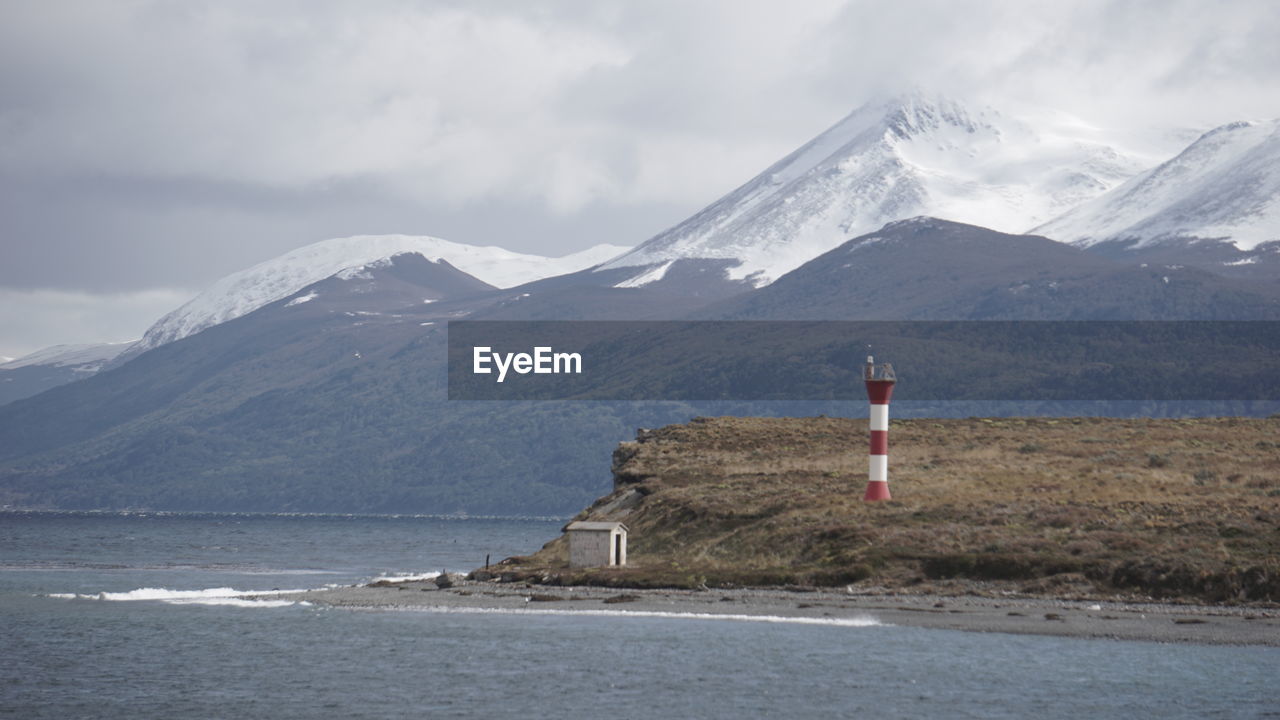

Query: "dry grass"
(499, 416), (1280, 603)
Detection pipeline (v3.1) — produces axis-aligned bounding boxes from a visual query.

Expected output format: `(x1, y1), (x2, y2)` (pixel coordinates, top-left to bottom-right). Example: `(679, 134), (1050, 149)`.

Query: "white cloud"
(0, 0), (923, 216)
(0, 3), (631, 207)
(3, 0), (1278, 216)
(0, 288), (194, 359)
(1, 0), (1279, 338)
(801, 0), (1280, 129)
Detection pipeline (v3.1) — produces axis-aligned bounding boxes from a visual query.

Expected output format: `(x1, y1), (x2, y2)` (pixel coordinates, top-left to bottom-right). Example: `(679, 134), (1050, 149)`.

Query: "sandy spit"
(268, 580), (1280, 647)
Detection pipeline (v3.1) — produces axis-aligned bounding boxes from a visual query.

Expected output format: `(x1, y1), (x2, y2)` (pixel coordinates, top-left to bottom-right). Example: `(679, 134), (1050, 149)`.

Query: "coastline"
(272, 579), (1280, 647)
(509, 417), (1280, 606)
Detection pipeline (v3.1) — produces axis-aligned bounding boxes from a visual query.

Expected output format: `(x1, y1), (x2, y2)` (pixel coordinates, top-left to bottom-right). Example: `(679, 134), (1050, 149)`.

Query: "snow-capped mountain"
(598, 92), (1175, 287)
(135, 236), (629, 352)
(0, 341), (138, 373)
(0, 341), (139, 406)
(709, 217), (1280, 321)
(1035, 119), (1280, 251)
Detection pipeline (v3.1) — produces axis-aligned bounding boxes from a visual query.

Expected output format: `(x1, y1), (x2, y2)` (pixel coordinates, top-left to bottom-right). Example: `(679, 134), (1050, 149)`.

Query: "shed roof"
(565, 521), (628, 533)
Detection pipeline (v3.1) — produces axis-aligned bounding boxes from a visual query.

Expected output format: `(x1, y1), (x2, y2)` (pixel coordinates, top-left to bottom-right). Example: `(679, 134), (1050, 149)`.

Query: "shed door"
(613, 533), (621, 566)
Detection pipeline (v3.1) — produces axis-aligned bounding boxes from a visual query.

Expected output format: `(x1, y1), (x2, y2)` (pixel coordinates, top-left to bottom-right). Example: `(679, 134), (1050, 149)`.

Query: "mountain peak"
(880, 215), (952, 231)
(598, 94), (1157, 288)
(133, 236), (630, 353)
(0, 341), (138, 371)
(877, 92), (989, 139)
(1035, 117), (1280, 250)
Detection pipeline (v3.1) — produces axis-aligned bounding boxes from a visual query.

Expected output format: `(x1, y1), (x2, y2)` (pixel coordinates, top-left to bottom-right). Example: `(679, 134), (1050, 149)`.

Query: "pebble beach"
(272, 579), (1280, 647)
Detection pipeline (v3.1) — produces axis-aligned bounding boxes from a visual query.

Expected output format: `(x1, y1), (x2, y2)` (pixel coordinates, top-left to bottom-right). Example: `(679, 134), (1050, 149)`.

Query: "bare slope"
(504, 416), (1280, 603)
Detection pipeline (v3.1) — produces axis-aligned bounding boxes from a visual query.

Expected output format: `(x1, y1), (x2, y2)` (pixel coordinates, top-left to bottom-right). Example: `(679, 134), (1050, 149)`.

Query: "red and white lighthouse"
(864, 355), (896, 502)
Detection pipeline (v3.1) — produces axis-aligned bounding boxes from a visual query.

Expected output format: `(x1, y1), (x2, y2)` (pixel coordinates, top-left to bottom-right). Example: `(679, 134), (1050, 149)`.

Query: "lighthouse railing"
(864, 362), (896, 382)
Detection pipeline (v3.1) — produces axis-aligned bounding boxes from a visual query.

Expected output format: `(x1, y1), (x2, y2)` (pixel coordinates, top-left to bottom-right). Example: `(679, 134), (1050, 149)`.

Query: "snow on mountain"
(0, 341), (139, 373)
(1034, 119), (1280, 250)
(136, 236), (630, 352)
(598, 92), (1177, 287)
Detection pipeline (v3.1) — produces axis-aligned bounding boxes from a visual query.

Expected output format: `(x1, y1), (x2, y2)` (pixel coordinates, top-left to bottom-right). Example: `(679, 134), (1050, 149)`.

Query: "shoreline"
(272, 580), (1280, 647)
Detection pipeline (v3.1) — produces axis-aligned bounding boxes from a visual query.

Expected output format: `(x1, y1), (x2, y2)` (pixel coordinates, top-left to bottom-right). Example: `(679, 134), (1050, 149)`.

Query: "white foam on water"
(368, 571), (443, 583)
(384, 605), (884, 628)
(165, 597), (304, 608)
(44, 586), (311, 608)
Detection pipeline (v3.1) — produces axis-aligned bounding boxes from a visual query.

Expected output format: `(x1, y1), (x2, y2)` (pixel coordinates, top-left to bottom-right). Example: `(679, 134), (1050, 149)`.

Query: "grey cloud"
(0, 288), (194, 359)
(1, 0), (1278, 353)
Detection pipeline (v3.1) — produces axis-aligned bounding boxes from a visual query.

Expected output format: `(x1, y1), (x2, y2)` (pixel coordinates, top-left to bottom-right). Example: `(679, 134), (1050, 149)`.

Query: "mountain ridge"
(706, 217), (1280, 321)
(597, 93), (1172, 288)
(132, 236), (630, 355)
(0, 341), (140, 406)
(1037, 118), (1280, 251)
(3, 216), (1278, 513)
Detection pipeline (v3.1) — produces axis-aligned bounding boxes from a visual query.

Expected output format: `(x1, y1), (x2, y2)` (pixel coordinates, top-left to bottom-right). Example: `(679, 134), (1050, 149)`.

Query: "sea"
(2, 511), (1275, 719)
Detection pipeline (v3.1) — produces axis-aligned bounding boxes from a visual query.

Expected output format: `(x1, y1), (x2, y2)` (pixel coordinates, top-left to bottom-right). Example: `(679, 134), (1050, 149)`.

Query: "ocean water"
(2, 512), (1276, 719)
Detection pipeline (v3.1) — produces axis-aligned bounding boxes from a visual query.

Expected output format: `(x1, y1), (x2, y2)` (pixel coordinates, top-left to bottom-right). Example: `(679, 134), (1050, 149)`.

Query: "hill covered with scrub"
(497, 416), (1280, 603)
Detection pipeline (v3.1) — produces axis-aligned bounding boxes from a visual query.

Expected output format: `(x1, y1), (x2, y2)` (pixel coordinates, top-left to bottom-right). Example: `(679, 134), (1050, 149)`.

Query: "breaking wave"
(45, 586), (310, 608)
(367, 571), (443, 583)
(43, 569), (456, 608)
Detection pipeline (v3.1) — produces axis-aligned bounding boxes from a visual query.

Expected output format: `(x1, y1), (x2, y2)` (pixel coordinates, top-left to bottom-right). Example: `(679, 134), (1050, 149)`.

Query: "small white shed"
(565, 521), (628, 568)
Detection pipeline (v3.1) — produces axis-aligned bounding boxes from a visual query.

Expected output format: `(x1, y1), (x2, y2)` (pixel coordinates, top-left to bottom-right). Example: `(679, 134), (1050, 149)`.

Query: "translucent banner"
(446, 321), (1280, 401)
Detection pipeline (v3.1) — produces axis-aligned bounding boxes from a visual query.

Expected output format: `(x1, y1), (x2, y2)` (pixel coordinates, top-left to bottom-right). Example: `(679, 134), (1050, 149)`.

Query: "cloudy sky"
(1, 0), (1278, 358)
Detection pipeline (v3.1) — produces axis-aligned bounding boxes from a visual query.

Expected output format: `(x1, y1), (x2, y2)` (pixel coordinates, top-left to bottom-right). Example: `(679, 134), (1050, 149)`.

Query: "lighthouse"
(864, 355), (896, 502)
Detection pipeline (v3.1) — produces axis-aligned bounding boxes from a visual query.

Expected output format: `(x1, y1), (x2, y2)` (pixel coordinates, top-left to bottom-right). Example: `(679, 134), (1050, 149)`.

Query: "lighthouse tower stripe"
(869, 398), (888, 483)
(869, 453), (888, 483)
(869, 429), (888, 455)
(869, 404), (888, 431)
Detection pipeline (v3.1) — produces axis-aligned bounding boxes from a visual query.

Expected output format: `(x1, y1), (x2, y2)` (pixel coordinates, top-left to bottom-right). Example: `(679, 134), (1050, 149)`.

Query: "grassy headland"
(491, 416), (1280, 603)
